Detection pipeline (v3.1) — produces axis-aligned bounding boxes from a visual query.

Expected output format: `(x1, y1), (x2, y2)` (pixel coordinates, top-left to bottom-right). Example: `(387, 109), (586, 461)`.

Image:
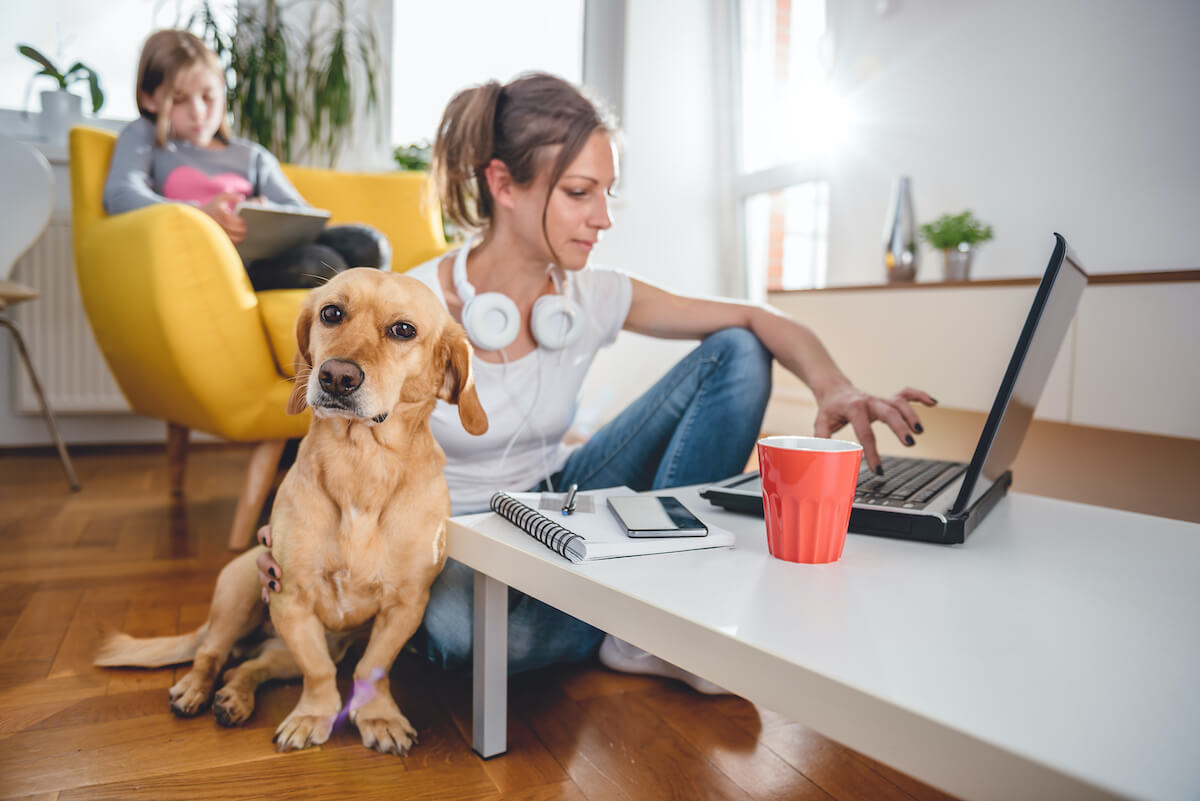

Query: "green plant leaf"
(17, 44), (62, 80)
(86, 70), (104, 113)
(62, 63), (105, 113)
(394, 142), (432, 171)
(919, 210), (994, 249)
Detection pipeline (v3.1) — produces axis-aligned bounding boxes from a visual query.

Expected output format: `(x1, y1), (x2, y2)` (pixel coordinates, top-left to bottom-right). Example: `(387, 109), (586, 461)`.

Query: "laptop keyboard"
(855, 456), (967, 509)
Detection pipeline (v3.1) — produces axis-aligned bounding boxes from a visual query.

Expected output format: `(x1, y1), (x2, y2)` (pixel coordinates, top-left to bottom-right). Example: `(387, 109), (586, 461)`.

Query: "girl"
(258, 72), (934, 691)
(102, 29), (388, 290)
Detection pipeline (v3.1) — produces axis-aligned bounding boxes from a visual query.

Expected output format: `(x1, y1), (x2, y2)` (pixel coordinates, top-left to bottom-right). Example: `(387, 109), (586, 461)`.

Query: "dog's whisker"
(276, 371), (310, 392)
(300, 263), (337, 285)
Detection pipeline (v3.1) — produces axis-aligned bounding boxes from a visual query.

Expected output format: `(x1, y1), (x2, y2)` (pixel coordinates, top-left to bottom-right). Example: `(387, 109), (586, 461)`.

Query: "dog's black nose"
(318, 359), (364, 397)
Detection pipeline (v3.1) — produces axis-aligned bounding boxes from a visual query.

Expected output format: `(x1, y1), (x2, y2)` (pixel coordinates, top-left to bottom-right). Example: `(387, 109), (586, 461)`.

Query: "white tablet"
(233, 202), (332, 262)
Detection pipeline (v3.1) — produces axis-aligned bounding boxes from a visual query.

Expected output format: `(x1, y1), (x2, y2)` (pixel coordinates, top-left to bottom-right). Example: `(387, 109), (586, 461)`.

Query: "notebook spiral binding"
(490, 492), (583, 559)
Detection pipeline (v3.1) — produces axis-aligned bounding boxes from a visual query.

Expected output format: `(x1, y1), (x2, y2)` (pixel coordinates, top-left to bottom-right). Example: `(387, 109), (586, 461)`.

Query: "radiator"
(10, 218), (131, 414)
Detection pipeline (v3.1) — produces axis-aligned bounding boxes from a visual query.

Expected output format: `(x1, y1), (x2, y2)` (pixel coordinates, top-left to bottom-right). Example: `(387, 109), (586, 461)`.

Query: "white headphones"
(452, 240), (585, 351)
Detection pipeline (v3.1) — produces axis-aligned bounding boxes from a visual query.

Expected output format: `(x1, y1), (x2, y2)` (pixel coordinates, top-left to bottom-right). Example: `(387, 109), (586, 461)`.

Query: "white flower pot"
(38, 90), (84, 146)
(942, 246), (974, 281)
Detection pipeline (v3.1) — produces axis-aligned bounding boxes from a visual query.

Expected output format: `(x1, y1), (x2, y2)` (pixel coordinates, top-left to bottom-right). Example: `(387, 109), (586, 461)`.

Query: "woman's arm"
(624, 277), (935, 472)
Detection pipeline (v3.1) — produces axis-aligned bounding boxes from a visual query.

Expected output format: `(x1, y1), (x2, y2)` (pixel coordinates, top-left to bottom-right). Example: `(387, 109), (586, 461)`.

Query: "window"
(1, 1), (209, 121)
(391, 0), (583, 148)
(734, 0), (842, 292)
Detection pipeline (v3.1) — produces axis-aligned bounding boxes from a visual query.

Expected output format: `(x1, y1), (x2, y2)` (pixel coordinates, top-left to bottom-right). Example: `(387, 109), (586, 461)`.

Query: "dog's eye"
(388, 321), (416, 340)
(320, 305), (343, 325)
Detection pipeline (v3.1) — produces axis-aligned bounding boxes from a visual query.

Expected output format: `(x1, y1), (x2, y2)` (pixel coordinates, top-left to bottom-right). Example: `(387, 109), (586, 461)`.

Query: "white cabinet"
(767, 279), (1199, 441)
(1071, 283), (1200, 440)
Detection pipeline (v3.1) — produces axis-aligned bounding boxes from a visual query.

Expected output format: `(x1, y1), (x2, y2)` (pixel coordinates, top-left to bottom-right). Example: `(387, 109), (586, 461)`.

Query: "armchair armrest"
(76, 203), (308, 441)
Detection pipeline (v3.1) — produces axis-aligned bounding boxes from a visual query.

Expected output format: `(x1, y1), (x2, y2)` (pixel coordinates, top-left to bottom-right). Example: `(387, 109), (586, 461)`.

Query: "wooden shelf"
(771, 269), (1200, 295)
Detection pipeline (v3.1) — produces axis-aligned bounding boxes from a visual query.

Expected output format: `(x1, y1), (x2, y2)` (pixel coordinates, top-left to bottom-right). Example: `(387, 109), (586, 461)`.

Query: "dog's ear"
(438, 322), (488, 435)
(287, 302), (315, 415)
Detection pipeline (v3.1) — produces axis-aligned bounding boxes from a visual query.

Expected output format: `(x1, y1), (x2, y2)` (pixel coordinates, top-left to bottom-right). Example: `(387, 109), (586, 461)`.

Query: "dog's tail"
(93, 623), (209, 668)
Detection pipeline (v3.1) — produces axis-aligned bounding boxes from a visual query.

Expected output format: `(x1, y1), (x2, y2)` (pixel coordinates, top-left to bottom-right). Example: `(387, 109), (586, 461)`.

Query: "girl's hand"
(813, 384), (937, 475)
(199, 191), (248, 244)
(256, 525), (282, 604)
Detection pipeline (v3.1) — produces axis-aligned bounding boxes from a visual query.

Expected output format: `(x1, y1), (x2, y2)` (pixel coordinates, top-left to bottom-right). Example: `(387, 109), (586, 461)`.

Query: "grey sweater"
(102, 116), (307, 215)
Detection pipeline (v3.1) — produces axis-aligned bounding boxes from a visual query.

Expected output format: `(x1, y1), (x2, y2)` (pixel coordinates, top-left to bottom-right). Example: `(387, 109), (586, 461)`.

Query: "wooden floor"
(0, 444), (962, 801)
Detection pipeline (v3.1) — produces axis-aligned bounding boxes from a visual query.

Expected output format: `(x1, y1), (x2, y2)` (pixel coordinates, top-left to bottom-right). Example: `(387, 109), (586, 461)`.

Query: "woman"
(259, 72), (934, 690)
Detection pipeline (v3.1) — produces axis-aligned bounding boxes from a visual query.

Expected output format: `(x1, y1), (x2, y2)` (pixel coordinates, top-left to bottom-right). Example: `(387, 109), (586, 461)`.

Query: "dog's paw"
(213, 683), (255, 727)
(168, 671), (214, 717)
(355, 711), (418, 755)
(274, 711), (335, 752)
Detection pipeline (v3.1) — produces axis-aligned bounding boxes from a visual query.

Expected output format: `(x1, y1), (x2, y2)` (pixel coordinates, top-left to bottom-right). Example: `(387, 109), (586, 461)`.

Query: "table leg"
(472, 570), (508, 758)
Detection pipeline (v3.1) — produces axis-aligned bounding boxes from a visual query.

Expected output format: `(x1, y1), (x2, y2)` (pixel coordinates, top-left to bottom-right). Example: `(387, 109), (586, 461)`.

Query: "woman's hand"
(199, 191), (248, 244)
(813, 384), (937, 475)
(256, 525), (282, 604)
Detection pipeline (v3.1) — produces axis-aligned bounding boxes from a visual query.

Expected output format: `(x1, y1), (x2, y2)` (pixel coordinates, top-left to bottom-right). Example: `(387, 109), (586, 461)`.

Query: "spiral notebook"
(489, 488), (735, 563)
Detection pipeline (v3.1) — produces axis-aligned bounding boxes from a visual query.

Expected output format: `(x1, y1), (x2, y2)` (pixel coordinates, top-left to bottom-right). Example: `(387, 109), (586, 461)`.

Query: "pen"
(562, 483), (579, 516)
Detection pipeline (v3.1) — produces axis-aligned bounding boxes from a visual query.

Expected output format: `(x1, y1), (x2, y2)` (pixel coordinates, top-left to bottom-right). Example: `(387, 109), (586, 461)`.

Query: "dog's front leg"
(269, 603), (341, 751)
(349, 597), (427, 755)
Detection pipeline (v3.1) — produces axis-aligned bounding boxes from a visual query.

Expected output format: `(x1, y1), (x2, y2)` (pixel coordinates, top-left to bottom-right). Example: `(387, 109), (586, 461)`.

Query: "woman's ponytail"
(431, 81), (503, 233)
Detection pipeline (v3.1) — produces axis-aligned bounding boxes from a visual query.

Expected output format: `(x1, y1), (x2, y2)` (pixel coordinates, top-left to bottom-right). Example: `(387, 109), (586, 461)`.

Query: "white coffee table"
(446, 488), (1200, 801)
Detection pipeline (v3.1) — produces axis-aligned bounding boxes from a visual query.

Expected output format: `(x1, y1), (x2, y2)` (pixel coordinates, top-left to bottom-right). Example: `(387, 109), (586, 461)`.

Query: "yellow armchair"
(68, 125), (447, 548)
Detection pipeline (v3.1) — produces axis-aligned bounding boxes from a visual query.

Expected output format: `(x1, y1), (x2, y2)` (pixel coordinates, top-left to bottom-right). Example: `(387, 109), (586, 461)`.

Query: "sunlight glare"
(790, 82), (853, 158)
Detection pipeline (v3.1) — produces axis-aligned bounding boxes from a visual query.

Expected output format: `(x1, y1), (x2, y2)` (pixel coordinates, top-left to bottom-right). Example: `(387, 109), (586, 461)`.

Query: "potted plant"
(16, 44), (105, 145)
(191, 0), (381, 167)
(393, 141), (432, 172)
(919, 210), (994, 281)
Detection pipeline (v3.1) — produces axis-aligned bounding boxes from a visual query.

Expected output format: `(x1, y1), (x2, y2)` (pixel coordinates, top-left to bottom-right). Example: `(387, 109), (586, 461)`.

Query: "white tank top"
(406, 253), (633, 514)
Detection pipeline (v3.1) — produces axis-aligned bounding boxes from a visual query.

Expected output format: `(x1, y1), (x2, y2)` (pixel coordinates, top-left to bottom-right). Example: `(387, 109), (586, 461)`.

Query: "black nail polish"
(905, 435), (915, 446)
(874, 465), (884, 476)
(269, 567), (277, 578)
(270, 581), (279, 592)
(914, 423), (924, 434)
(931, 397), (939, 405)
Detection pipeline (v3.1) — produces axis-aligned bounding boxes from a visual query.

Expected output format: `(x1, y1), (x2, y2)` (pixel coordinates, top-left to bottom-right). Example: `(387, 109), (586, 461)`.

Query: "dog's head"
(287, 268), (488, 435)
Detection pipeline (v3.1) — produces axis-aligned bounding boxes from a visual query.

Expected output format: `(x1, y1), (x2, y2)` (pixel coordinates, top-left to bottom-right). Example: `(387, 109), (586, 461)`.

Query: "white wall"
(575, 0), (726, 425)
(823, 0), (1200, 283)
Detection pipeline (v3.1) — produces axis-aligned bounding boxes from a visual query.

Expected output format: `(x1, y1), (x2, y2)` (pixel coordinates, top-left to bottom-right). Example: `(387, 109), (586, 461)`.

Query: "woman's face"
(148, 63), (226, 148)
(512, 130), (617, 271)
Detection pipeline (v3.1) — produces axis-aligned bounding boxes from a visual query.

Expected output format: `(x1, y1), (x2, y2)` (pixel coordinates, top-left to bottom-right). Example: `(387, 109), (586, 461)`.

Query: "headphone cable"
(495, 345), (554, 493)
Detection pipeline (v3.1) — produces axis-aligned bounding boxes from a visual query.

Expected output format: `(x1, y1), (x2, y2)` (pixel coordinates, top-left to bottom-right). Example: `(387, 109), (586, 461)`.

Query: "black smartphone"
(606, 495), (708, 538)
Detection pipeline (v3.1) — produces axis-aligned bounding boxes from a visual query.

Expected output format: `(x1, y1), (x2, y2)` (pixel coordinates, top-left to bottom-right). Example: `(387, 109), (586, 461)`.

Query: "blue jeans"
(420, 327), (772, 674)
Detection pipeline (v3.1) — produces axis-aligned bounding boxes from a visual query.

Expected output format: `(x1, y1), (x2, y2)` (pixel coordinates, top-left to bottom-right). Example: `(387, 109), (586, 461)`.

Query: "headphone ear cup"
(462, 291), (521, 351)
(530, 294), (584, 350)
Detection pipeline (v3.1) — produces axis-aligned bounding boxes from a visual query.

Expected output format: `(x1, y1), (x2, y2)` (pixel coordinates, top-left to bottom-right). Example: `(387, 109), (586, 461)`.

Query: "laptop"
(699, 233), (1088, 545)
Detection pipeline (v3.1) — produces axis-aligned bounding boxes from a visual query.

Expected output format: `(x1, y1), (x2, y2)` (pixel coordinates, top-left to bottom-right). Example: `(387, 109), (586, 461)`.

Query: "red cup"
(757, 436), (863, 564)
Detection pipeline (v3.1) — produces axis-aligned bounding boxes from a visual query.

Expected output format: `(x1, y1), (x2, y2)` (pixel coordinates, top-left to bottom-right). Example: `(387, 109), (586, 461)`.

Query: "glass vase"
(883, 175), (918, 283)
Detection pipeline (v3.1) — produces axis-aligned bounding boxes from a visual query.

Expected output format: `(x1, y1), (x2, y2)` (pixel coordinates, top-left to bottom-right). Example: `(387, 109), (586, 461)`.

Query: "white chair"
(0, 134), (80, 491)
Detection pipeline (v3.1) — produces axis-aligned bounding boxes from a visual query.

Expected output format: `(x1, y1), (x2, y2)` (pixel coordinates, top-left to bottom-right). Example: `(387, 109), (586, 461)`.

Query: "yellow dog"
(96, 268), (488, 754)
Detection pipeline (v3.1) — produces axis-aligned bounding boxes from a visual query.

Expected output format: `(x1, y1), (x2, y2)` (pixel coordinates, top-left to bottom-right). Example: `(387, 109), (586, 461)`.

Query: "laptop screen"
(951, 235), (1089, 514)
